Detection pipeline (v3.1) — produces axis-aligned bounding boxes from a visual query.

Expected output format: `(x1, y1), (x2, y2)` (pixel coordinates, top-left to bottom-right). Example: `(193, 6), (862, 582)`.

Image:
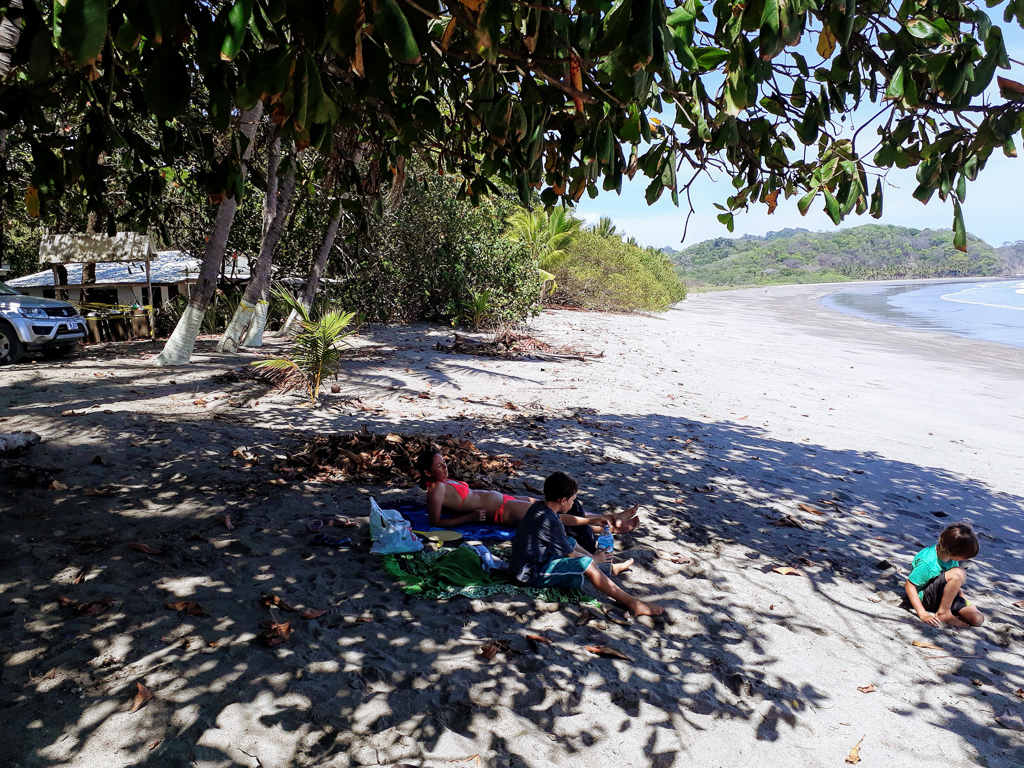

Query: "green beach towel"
(381, 547), (599, 606)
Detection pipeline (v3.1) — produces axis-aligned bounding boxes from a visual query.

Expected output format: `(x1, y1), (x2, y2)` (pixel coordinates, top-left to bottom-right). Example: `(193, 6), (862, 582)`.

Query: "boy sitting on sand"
(903, 522), (985, 628)
(510, 471), (664, 618)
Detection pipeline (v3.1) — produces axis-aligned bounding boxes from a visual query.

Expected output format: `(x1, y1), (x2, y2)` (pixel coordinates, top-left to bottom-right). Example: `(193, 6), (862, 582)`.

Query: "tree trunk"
(79, 212), (100, 303)
(51, 264), (69, 300)
(218, 158), (297, 353)
(0, 1), (23, 80)
(262, 136), (281, 241)
(155, 103), (263, 366)
(281, 202), (343, 335)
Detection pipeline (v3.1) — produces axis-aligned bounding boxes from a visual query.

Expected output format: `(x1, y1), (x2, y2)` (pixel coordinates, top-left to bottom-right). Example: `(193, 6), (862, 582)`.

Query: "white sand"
(1, 282), (1023, 767)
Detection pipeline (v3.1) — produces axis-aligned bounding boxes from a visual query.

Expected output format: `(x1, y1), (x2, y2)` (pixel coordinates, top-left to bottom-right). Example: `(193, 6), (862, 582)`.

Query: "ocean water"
(821, 279), (1024, 349)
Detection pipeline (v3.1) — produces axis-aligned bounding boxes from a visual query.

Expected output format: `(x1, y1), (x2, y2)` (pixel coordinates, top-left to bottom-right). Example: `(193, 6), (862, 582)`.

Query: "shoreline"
(1, 285), (1022, 767)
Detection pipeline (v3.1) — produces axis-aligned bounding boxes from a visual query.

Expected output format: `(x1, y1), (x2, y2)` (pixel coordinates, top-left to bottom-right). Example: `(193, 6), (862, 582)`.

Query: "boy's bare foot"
(609, 505), (640, 533)
(936, 610), (970, 628)
(611, 558), (634, 577)
(626, 598), (664, 617)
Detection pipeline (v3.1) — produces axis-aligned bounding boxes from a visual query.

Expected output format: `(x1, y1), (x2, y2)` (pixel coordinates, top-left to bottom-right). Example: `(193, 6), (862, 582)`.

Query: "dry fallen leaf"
(164, 600), (209, 617)
(48, 481), (68, 491)
(149, 740), (162, 751)
(91, 455), (104, 465)
(772, 566), (803, 577)
(995, 711), (1024, 731)
(78, 599), (115, 616)
(845, 736), (864, 764)
(355, 616), (374, 623)
(479, 642), (501, 660)
(130, 682), (154, 713)
(129, 542), (163, 555)
(56, 595), (76, 608)
(84, 488), (115, 497)
(300, 608), (329, 620)
(912, 640), (943, 651)
(257, 621), (292, 647)
(1012, 599), (1024, 609)
(575, 609), (595, 626)
(259, 593), (296, 612)
(61, 410), (78, 417)
(72, 569), (88, 585)
(220, 514), (235, 530)
(798, 503), (825, 516)
(526, 634), (552, 645)
(585, 645), (631, 661)
(857, 684), (876, 694)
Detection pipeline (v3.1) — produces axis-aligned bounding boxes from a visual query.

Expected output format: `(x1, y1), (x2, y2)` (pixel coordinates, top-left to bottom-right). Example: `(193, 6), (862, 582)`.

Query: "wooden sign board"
(39, 233), (158, 265)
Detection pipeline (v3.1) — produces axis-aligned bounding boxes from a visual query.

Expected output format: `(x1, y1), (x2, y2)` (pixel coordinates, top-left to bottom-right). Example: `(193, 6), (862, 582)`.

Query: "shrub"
(553, 232), (687, 312)
(329, 177), (540, 327)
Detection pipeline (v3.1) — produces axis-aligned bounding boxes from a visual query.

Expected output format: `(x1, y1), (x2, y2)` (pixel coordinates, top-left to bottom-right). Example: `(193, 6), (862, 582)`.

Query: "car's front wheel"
(0, 321), (25, 365)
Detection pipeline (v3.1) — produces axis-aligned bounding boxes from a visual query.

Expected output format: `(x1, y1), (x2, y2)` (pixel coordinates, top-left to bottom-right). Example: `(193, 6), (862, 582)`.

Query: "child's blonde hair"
(937, 522), (979, 560)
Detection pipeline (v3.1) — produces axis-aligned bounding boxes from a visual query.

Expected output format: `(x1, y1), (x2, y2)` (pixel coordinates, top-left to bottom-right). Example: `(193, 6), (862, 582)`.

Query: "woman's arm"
(426, 485), (487, 527)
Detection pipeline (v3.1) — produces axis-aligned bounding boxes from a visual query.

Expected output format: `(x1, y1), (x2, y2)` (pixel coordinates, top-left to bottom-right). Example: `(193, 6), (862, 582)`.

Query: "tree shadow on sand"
(1, 344), (1023, 767)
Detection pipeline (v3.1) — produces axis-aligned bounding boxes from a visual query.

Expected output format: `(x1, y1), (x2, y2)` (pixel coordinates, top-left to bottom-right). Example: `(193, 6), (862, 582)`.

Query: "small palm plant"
(252, 287), (356, 404)
(465, 288), (492, 331)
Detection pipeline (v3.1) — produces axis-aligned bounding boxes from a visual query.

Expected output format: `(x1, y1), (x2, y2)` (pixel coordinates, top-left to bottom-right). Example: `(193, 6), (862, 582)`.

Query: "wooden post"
(146, 256), (155, 342)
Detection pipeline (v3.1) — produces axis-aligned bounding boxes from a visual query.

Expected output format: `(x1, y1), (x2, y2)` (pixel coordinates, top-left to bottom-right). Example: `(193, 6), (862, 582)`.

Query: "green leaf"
(629, 0), (655, 65)
(791, 77), (806, 108)
(667, 0), (703, 27)
(906, 17), (943, 44)
(693, 47), (730, 70)
(220, 0), (254, 62)
(56, 0), (109, 68)
(144, 47), (192, 119)
(372, 0), (421, 64)
(822, 189), (842, 224)
(952, 197), (966, 252)
(869, 178), (883, 219)
(717, 212), (734, 232)
(884, 65), (905, 100)
(113, 21), (141, 53)
(620, 106), (642, 143)
(797, 188), (817, 215)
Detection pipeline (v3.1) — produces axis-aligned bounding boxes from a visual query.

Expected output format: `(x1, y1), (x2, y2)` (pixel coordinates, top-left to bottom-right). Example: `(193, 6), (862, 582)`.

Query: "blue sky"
(576, 22), (1024, 250)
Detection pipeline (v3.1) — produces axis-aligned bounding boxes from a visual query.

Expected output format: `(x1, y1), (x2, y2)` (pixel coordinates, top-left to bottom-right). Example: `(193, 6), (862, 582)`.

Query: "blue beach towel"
(393, 503), (516, 541)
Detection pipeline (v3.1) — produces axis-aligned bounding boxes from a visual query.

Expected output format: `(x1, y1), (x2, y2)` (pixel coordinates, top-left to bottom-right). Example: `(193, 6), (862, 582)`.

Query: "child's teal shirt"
(908, 545), (959, 600)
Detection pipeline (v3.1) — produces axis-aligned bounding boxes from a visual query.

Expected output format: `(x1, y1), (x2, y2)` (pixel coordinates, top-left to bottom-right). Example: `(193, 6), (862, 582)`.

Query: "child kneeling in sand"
(510, 471), (663, 618)
(903, 522), (985, 628)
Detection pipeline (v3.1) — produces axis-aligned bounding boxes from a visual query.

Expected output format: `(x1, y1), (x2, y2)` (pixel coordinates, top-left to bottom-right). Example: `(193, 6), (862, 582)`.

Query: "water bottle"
(597, 525), (614, 553)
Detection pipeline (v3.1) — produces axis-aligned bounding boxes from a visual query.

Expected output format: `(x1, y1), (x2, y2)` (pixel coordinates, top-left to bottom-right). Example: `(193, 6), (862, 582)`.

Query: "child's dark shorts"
(901, 572), (969, 616)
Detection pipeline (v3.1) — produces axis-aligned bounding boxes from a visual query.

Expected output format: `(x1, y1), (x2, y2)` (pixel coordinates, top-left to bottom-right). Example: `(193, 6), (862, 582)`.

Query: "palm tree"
(508, 206), (582, 271)
(591, 216), (619, 239)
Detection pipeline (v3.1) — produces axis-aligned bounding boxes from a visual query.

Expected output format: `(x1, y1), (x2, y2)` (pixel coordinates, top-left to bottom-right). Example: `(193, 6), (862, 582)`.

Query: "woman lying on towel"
(416, 451), (640, 534)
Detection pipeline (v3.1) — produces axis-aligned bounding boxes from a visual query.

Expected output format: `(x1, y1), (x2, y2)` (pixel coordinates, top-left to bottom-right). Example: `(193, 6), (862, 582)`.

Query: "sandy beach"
(2, 282), (1023, 767)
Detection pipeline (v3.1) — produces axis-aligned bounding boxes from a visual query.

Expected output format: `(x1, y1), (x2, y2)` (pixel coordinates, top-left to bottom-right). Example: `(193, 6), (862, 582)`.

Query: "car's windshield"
(0, 281), (22, 296)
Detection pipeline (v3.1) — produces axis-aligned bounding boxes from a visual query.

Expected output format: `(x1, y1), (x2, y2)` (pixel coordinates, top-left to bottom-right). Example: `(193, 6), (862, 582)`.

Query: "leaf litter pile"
(434, 331), (602, 361)
(276, 429), (522, 488)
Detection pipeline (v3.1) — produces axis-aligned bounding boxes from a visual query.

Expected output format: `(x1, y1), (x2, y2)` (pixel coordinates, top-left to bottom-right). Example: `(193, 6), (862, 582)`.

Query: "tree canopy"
(1, 0), (1023, 251)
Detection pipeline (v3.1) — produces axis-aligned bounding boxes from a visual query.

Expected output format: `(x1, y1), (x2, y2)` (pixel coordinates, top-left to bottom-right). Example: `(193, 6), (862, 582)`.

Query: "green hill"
(665, 225), (1023, 287)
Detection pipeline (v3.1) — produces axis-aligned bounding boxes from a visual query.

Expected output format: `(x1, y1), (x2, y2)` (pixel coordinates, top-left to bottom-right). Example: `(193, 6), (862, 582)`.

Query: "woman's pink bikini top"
(428, 479), (470, 509)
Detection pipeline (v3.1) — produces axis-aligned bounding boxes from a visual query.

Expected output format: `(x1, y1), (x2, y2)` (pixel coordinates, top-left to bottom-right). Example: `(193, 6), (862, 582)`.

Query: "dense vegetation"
(666, 225), (1024, 287)
(556, 232), (687, 311)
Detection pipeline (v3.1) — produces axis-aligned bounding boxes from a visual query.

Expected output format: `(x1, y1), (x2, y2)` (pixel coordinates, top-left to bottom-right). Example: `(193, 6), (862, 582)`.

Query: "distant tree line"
(665, 225), (1024, 287)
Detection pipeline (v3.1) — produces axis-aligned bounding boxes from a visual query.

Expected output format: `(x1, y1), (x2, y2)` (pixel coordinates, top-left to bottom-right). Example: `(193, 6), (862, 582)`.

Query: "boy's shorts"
(528, 556), (593, 589)
(903, 572), (970, 616)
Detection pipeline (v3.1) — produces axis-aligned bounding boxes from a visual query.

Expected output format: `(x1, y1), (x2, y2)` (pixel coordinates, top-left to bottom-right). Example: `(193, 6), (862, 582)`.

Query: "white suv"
(0, 281), (87, 364)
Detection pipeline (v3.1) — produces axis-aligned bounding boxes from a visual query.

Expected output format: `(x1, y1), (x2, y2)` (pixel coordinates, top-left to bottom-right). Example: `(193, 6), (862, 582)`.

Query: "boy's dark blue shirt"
(510, 500), (577, 583)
